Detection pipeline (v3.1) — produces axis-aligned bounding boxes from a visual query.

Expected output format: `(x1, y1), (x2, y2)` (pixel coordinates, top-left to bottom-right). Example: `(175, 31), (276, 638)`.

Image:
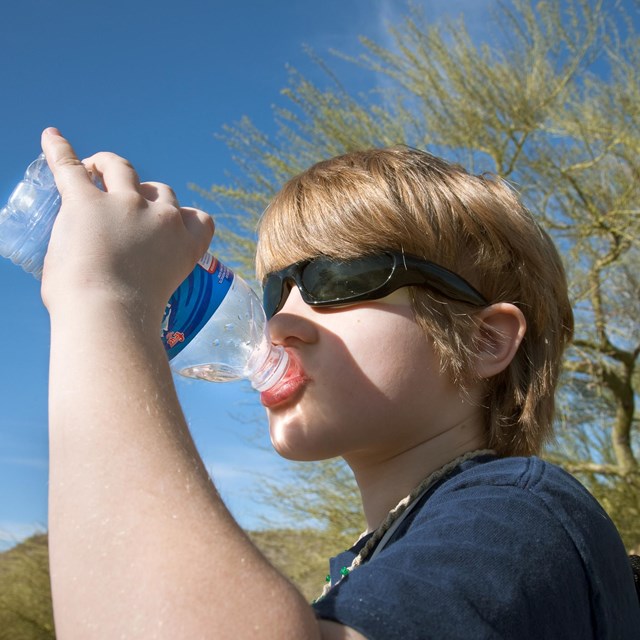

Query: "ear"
(473, 303), (527, 379)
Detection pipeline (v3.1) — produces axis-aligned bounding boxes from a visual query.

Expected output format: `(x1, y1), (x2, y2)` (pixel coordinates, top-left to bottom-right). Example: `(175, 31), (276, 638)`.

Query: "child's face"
(262, 286), (481, 465)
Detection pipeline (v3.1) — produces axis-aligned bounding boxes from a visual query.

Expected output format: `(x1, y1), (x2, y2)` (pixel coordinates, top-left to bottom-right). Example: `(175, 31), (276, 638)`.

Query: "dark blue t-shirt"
(312, 456), (640, 639)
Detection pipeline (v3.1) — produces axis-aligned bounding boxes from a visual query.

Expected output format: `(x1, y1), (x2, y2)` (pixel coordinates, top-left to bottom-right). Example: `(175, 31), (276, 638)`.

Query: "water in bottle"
(0, 153), (290, 392)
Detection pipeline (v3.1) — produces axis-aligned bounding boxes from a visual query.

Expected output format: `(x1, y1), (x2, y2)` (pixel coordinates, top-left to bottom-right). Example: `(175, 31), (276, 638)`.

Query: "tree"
(0, 534), (55, 640)
(195, 0), (640, 551)
(251, 458), (366, 600)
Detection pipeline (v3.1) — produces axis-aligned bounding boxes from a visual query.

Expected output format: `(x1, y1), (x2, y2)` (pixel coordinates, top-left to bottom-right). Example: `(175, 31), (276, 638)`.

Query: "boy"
(41, 128), (639, 638)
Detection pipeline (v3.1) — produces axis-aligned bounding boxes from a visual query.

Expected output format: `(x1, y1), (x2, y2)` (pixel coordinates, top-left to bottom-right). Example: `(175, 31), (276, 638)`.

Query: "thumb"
(41, 128), (93, 196)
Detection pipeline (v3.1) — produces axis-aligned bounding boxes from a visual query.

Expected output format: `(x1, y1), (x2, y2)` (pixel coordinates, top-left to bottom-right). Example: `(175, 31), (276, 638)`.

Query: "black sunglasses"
(262, 251), (488, 320)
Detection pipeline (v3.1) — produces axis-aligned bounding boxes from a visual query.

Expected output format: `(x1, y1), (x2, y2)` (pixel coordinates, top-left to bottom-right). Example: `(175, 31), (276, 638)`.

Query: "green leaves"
(0, 535), (54, 640)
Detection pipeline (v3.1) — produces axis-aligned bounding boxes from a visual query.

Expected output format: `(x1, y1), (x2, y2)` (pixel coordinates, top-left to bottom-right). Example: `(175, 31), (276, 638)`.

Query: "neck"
(346, 418), (489, 533)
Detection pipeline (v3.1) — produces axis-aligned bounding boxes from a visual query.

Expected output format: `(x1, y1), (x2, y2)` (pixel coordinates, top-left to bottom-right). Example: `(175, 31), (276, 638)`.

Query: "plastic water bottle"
(0, 154), (60, 278)
(0, 154), (290, 392)
(161, 252), (290, 391)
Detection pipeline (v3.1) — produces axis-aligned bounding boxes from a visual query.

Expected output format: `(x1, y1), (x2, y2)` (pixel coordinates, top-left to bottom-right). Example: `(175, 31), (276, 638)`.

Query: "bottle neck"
(249, 344), (290, 392)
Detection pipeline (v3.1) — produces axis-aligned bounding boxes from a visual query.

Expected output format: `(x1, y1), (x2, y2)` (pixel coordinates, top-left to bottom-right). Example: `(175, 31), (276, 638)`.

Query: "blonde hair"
(256, 147), (574, 456)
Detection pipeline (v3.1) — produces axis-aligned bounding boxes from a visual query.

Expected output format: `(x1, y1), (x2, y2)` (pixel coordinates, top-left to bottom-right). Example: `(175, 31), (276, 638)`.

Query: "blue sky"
(0, 0), (511, 549)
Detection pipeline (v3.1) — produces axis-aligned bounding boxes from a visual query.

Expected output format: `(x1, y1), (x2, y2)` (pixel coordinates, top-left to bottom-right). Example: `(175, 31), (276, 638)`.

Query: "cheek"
(266, 309), (443, 461)
(344, 317), (437, 400)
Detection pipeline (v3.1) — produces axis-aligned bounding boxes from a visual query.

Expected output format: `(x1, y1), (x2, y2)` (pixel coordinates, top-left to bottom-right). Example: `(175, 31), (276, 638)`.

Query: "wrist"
(46, 280), (166, 329)
(48, 289), (166, 355)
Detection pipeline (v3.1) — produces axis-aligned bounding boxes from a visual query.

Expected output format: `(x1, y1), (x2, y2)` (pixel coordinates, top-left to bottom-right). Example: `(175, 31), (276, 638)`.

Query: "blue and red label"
(161, 253), (234, 360)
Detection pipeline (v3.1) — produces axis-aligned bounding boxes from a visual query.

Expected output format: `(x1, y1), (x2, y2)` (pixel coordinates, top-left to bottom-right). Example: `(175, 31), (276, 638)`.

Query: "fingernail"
(43, 127), (61, 137)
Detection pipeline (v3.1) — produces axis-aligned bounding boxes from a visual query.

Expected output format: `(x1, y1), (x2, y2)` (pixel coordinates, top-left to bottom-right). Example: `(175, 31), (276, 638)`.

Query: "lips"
(260, 350), (308, 409)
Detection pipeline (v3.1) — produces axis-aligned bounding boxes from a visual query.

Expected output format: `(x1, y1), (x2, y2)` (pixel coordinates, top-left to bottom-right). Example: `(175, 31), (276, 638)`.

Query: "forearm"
(48, 298), (319, 639)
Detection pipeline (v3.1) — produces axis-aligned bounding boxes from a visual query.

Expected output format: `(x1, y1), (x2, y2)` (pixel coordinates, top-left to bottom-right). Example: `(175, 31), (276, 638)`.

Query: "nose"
(267, 286), (319, 346)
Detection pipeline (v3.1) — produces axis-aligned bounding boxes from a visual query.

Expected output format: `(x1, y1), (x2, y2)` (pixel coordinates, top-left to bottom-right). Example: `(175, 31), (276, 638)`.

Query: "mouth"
(259, 351), (309, 409)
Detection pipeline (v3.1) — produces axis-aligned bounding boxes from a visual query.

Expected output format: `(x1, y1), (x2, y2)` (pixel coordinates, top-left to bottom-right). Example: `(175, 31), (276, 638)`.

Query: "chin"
(269, 421), (339, 462)
(270, 434), (326, 462)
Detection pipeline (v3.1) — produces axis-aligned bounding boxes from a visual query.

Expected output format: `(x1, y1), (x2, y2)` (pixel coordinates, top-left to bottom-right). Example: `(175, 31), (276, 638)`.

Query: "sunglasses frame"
(262, 251), (488, 320)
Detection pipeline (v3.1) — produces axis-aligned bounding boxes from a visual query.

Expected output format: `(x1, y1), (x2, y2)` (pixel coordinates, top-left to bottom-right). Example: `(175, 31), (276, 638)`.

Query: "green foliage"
(0, 535), (55, 640)
(249, 458), (365, 600)
(255, 458), (364, 538)
(250, 526), (352, 603)
(194, 0), (640, 548)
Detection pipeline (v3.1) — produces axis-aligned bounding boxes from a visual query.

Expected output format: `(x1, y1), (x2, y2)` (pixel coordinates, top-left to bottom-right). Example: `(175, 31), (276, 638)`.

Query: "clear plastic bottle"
(0, 154), (60, 278)
(0, 154), (289, 391)
(161, 252), (290, 391)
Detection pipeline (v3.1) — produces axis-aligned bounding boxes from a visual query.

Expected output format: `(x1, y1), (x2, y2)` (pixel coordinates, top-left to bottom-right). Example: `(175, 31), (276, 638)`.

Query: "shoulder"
(417, 456), (627, 583)
(424, 456), (622, 556)
(402, 455), (607, 568)
(403, 456), (639, 634)
(435, 453), (586, 492)
(427, 455), (602, 516)
(313, 456), (640, 639)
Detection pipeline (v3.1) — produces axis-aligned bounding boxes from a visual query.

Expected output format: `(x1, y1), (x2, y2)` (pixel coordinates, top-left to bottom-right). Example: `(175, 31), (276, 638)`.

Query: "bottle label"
(161, 254), (234, 360)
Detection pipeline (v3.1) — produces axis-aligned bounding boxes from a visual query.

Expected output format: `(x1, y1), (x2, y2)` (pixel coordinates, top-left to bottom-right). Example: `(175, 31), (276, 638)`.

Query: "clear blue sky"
(0, 0), (548, 549)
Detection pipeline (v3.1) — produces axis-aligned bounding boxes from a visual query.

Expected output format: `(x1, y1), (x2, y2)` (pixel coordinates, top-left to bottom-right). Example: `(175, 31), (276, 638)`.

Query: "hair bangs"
(256, 152), (444, 281)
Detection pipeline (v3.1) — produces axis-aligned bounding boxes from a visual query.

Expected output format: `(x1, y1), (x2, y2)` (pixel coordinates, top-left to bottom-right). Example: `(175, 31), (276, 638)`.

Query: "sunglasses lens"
(263, 275), (284, 319)
(263, 252), (485, 318)
(302, 256), (393, 302)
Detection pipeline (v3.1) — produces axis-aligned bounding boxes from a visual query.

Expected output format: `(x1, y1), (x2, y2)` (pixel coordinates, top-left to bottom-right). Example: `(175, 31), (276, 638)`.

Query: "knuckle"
(118, 190), (148, 212)
(158, 182), (178, 197)
(85, 152), (136, 172)
(140, 182), (178, 203)
(56, 155), (83, 169)
(94, 151), (120, 163)
(85, 151), (111, 164)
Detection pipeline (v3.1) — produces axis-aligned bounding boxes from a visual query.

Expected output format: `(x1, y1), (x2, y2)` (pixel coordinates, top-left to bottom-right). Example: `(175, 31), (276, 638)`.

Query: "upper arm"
(318, 619), (368, 640)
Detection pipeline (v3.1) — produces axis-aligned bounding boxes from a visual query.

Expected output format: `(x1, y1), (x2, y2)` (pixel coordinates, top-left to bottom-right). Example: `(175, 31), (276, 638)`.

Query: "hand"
(40, 128), (214, 323)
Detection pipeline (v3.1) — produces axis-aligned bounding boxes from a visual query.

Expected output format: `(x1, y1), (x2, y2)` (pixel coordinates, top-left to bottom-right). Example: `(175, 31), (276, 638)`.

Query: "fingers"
(82, 152), (141, 193)
(41, 128), (94, 196)
(138, 182), (214, 252)
(140, 184), (214, 253)
(44, 128), (181, 204)
(139, 182), (179, 205)
(41, 127), (215, 256)
(181, 207), (215, 255)
(41, 128), (140, 197)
